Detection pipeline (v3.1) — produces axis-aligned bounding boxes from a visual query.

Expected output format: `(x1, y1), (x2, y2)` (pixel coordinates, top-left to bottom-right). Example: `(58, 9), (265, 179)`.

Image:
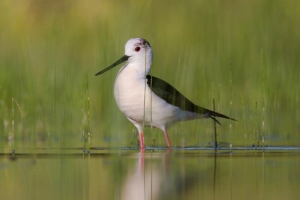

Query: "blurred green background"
(1, 0), (300, 151)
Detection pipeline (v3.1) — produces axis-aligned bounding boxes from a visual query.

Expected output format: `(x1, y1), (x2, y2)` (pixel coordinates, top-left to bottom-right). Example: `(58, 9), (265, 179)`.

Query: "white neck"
(125, 51), (153, 79)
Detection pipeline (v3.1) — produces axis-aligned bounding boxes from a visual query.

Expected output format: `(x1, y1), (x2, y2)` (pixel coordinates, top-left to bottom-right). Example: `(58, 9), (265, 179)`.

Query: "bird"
(95, 38), (236, 149)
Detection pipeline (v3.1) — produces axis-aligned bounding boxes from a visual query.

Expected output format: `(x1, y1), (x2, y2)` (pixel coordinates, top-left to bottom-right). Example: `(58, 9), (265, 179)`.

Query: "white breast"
(114, 64), (182, 130)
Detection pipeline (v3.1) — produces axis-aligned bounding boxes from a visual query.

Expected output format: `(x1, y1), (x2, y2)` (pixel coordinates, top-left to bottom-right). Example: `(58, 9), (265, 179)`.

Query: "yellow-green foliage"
(0, 0), (299, 149)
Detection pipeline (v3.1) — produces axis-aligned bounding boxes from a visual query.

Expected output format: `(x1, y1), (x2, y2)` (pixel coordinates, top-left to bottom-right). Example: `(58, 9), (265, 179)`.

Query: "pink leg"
(163, 130), (171, 148)
(139, 132), (145, 149)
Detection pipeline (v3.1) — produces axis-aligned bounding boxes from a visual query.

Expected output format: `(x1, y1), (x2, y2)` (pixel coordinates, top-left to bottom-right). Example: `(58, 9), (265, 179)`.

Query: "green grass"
(1, 0), (300, 151)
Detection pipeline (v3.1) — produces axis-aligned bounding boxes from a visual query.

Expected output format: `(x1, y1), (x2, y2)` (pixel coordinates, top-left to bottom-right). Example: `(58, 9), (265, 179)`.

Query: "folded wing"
(146, 75), (236, 124)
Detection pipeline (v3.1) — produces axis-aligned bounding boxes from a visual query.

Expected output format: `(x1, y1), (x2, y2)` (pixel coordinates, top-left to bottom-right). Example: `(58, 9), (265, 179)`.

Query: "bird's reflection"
(120, 151), (219, 200)
(121, 152), (167, 200)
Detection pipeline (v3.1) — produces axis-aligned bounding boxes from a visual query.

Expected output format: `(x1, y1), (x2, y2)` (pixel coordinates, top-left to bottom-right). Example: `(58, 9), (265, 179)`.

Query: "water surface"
(1, 148), (299, 200)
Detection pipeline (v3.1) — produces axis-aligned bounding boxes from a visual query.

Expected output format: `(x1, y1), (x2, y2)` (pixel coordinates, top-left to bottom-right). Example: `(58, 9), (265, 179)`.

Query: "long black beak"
(95, 55), (130, 76)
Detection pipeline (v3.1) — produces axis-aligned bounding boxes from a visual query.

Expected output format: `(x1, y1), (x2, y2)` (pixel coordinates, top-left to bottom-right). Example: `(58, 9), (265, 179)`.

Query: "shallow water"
(1, 148), (300, 200)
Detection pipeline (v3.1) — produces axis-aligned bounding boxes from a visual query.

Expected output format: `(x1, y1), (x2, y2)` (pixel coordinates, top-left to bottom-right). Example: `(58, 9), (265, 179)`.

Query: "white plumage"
(96, 38), (235, 149)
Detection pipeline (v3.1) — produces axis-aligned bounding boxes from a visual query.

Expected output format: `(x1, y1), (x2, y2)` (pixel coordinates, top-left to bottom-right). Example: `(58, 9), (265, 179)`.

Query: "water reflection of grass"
(0, 0), (299, 150)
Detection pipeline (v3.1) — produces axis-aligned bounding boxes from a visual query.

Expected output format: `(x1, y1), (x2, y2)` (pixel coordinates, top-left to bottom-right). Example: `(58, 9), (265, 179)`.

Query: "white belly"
(114, 68), (182, 129)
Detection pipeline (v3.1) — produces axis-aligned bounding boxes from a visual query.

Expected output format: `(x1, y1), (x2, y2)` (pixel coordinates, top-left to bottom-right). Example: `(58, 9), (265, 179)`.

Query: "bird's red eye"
(135, 46), (141, 52)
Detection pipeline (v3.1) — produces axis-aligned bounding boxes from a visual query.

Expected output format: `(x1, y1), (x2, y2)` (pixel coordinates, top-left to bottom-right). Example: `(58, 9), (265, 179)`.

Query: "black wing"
(146, 75), (236, 123)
